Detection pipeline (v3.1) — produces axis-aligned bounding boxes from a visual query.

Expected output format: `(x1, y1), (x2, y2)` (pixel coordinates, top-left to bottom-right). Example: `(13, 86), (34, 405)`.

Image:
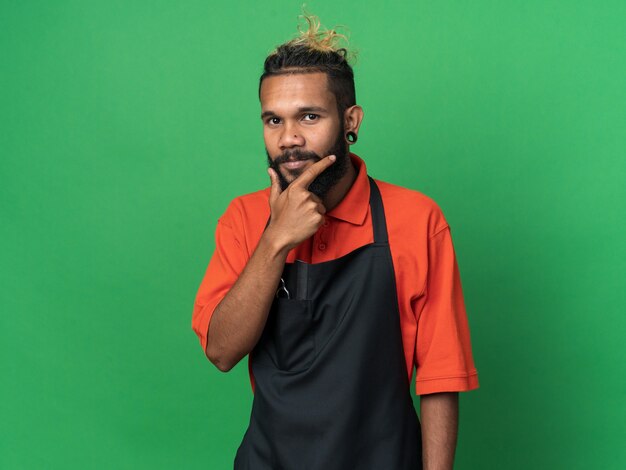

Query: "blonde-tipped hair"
(284, 10), (356, 63)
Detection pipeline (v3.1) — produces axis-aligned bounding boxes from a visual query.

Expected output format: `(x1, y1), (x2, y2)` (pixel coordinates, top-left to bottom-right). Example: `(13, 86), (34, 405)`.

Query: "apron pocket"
(264, 298), (315, 372)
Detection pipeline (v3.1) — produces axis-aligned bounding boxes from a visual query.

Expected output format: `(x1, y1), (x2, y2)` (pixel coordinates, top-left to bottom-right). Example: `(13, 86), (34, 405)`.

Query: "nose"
(278, 122), (305, 150)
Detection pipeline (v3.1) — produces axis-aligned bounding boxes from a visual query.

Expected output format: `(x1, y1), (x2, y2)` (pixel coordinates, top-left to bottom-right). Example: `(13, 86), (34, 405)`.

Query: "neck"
(322, 157), (358, 212)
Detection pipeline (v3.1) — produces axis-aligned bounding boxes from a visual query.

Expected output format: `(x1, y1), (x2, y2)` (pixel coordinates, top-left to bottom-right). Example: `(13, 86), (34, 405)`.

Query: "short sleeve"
(413, 225), (479, 395)
(191, 212), (249, 357)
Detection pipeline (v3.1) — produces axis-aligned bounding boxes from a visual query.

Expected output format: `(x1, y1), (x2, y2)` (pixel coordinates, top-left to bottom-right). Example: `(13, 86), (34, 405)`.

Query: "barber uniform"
(234, 176), (422, 469)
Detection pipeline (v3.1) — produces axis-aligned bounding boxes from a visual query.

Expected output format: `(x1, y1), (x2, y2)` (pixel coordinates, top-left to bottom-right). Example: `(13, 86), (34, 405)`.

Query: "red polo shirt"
(192, 153), (479, 395)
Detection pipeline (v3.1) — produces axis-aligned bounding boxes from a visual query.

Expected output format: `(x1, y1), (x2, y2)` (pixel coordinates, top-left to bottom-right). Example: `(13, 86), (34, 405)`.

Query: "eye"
(302, 113), (319, 121)
(266, 117), (281, 125)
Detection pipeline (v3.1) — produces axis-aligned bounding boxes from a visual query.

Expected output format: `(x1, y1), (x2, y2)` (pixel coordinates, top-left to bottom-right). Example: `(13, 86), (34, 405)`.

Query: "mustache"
(273, 150), (321, 165)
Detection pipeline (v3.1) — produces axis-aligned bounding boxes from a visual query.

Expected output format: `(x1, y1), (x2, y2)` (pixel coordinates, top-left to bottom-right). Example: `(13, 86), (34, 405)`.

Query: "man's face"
(260, 72), (350, 199)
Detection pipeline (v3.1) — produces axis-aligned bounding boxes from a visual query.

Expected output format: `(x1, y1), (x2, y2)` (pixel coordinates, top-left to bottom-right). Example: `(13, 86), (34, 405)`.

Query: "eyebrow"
(261, 106), (329, 120)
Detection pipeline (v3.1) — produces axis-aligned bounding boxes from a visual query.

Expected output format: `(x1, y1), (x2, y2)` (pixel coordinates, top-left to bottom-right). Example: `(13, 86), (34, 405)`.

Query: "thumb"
(268, 168), (282, 203)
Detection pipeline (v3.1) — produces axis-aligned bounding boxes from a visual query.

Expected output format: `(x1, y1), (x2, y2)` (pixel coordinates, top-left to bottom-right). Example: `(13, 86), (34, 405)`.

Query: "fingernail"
(329, 155), (336, 161)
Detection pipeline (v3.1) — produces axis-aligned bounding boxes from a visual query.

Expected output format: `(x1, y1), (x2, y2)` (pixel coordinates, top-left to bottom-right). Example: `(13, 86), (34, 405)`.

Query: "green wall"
(2, 1), (624, 468)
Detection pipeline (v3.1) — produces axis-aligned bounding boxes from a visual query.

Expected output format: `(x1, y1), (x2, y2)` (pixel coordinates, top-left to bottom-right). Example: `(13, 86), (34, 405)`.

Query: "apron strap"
(367, 175), (388, 244)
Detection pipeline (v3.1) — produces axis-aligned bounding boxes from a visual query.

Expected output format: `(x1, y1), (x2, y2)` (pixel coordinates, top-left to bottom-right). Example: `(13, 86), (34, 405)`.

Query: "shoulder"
(373, 178), (449, 237)
(218, 187), (271, 242)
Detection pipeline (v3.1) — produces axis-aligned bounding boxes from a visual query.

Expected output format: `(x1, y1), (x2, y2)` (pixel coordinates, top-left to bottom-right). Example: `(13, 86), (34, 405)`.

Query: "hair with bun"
(259, 10), (357, 119)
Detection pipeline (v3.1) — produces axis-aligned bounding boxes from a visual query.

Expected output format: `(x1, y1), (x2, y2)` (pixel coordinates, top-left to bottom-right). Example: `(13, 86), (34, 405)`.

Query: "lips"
(282, 160), (310, 170)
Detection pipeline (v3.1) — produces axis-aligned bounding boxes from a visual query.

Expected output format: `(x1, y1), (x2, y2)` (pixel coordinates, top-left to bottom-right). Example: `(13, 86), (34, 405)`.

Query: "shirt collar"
(326, 152), (370, 226)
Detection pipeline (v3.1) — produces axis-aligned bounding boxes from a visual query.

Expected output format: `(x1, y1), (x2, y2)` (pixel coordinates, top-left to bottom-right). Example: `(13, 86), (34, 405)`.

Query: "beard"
(265, 123), (351, 199)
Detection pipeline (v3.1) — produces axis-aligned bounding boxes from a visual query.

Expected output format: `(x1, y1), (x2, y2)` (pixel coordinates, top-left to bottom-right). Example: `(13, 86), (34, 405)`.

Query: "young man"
(192, 14), (479, 470)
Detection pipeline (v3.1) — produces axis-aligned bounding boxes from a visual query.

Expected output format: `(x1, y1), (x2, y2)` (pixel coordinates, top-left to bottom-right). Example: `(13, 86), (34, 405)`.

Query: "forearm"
(206, 228), (289, 371)
(420, 392), (459, 470)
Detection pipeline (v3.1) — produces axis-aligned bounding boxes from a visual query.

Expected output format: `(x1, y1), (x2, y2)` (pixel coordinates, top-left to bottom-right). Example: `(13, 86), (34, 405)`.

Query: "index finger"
(291, 155), (336, 190)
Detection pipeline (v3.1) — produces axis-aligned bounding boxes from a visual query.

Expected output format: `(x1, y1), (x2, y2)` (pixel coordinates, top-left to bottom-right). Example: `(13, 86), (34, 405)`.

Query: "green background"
(2, 1), (624, 469)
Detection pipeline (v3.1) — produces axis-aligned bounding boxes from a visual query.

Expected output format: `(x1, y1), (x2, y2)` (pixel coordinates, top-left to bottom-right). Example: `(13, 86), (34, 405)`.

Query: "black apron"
(234, 176), (422, 469)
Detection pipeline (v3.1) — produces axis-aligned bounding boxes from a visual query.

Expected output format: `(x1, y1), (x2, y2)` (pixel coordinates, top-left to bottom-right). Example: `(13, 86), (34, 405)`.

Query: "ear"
(343, 105), (364, 135)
